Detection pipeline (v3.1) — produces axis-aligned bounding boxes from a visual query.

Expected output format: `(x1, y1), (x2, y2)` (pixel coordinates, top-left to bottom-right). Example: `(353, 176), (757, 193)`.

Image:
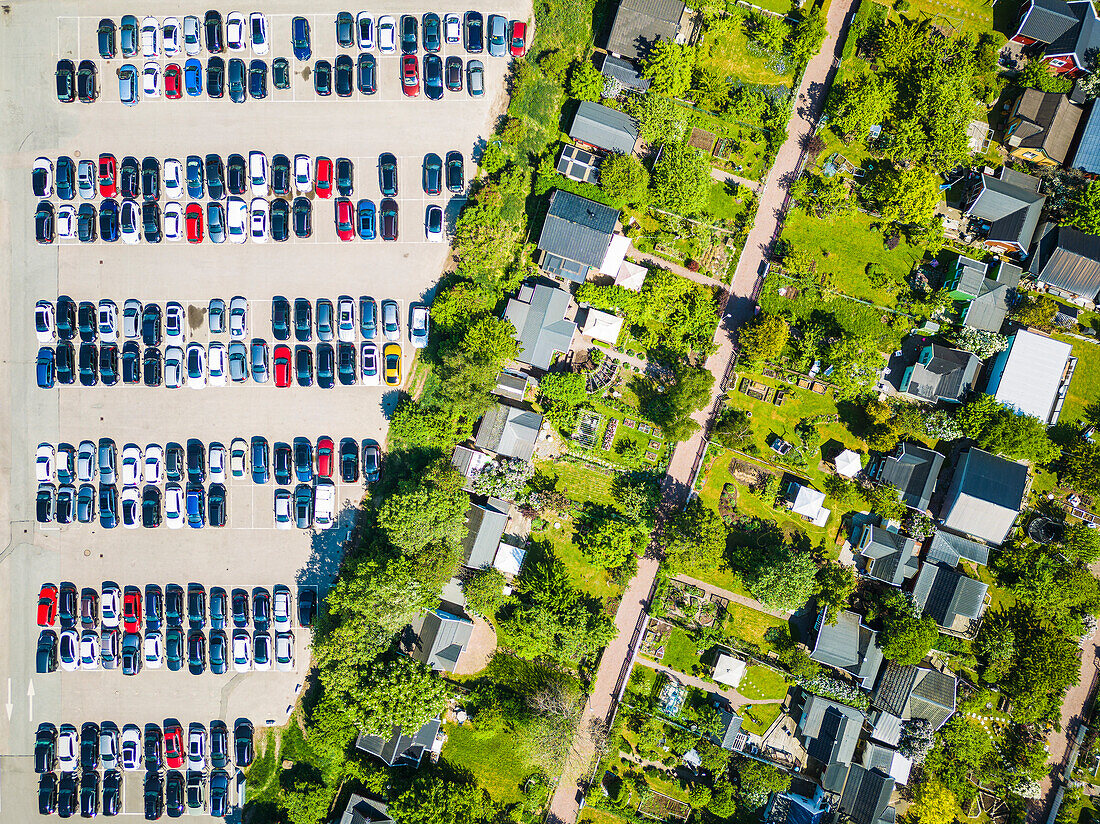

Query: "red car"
(123, 589), (142, 634)
(185, 203), (204, 244)
(401, 54), (419, 97)
(315, 157), (333, 199)
(316, 437), (334, 478)
(509, 21), (526, 57)
(98, 154), (117, 198)
(335, 198), (354, 241)
(273, 344), (292, 387)
(164, 724), (184, 769)
(37, 584), (58, 627)
(164, 63), (182, 99)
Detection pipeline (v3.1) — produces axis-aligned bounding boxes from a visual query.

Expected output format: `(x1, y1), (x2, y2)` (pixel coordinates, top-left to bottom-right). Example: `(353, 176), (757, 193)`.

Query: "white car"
(232, 629), (251, 673)
(229, 296), (248, 339)
(166, 301), (185, 344)
(360, 342), (380, 385)
(209, 442), (227, 483)
(426, 205), (444, 242)
(314, 479), (336, 528)
(444, 14), (461, 43)
(140, 16), (159, 57)
(275, 632), (294, 672)
(185, 342), (206, 389)
(123, 299), (142, 339)
(162, 16), (181, 55)
(120, 725), (142, 770)
(143, 61), (160, 97)
(98, 299), (118, 342)
(164, 346), (185, 389)
(187, 727), (206, 771)
(80, 631), (100, 670)
(121, 444), (142, 486)
(183, 15), (201, 56)
(410, 305), (430, 349)
(227, 196), (248, 243)
(356, 12), (374, 49)
(230, 438), (248, 478)
(58, 726), (79, 772)
(248, 151), (268, 197)
(274, 488), (292, 529)
(121, 486), (140, 528)
(57, 204), (76, 238)
(273, 587), (292, 632)
(165, 483), (184, 528)
(77, 160), (95, 199)
(59, 629), (79, 672)
(250, 198), (269, 242)
(101, 586), (121, 628)
(253, 632), (272, 671)
(144, 631), (163, 668)
(163, 159), (184, 199)
(250, 12), (269, 54)
(121, 200), (141, 244)
(226, 12), (247, 50)
(32, 157), (53, 197)
(144, 444), (163, 483)
(377, 15), (396, 53)
(208, 341), (227, 387)
(337, 296), (355, 342)
(293, 154), (312, 193)
(76, 441), (97, 483)
(164, 202), (183, 241)
(36, 443), (54, 482)
(35, 301), (55, 343)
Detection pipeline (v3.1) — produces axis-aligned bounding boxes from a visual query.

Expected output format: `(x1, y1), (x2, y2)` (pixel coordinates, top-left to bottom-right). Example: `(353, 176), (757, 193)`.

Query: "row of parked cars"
(36, 480), (228, 528)
(35, 719), (251, 817)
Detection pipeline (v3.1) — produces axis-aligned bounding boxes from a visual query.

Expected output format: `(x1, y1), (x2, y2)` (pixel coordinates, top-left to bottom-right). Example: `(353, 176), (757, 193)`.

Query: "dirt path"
(635, 658), (787, 710)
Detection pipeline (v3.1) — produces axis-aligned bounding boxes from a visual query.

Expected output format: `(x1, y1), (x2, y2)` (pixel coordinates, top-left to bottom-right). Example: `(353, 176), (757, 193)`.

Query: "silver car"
(98, 439), (117, 485)
(123, 299), (142, 339)
(165, 345), (185, 389)
(381, 300), (400, 342)
(77, 440), (97, 482)
(410, 305), (429, 349)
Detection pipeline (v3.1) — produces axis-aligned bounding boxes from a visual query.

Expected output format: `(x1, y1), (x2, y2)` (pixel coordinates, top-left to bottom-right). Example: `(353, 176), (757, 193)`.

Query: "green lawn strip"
(532, 523), (619, 600)
(660, 627), (705, 675)
(441, 723), (532, 805)
(697, 13), (793, 88)
(975, 564), (1014, 612)
(741, 703), (783, 735)
(580, 808), (632, 824)
(738, 665), (790, 700)
(243, 728), (281, 804)
(1055, 332), (1100, 424)
(723, 601), (789, 649)
(536, 459), (616, 506)
(906, 0), (992, 34)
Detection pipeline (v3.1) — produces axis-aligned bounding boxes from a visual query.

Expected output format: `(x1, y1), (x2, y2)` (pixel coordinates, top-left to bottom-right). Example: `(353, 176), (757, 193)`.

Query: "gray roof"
(411, 608), (473, 672)
(494, 370), (529, 400)
(1016, 0), (1078, 43)
(800, 696), (864, 766)
(1045, 0), (1100, 68)
(569, 101), (640, 154)
(859, 526), (920, 587)
(537, 189), (619, 271)
(967, 171), (1046, 251)
(1030, 222), (1100, 300)
(963, 261), (1020, 333)
(355, 718), (441, 767)
(474, 403), (543, 460)
(879, 443), (944, 512)
(462, 497), (510, 568)
(600, 53), (651, 91)
(339, 795), (395, 824)
(911, 562), (989, 631)
(711, 709), (744, 750)
(927, 530), (990, 567)
(941, 448), (1027, 545)
(839, 765), (896, 824)
(871, 661), (957, 730)
(810, 609), (884, 689)
(1009, 89), (1083, 164)
(952, 256), (988, 298)
(504, 283), (577, 370)
(903, 345), (981, 403)
(868, 711), (903, 746)
(451, 445), (483, 478)
(605, 0), (686, 59)
(556, 143), (602, 185)
(1073, 99), (1100, 175)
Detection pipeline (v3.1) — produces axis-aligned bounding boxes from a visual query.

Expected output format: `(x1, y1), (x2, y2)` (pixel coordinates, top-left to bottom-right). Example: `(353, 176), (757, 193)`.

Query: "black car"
(39, 773), (58, 815)
(204, 10), (224, 53)
(143, 347), (162, 386)
(335, 53), (353, 97)
(103, 770), (122, 817)
(207, 55), (226, 98)
(249, 58), (268, 98)
(56, 341), (75, 385)
(298, 588), (317, 626)
(227, 153), (247, 195)
(57, 297), (77, 341)
(446, 151), (465, 192)
(271, 197), (290, 242)
(80, 770), (100, 818)
(77, 203), (97, 242)
(35, 201), (54, 245)
(293, 197), (312, 238)
(423, 153), (442, 195)
(80, 722), (100, 771)
(187, 584), (206, 629)
(272, 56), (291, 89)
(77, 60), (98, 102)
(445, 55), (463, 91)
(210, 770), (230, 816)
(122, 342), (141, 384)
(100, 198), (120, 241)
(464, 11), (484, 53)
(380, 198), (398, 241)
(338, 341), (357, 385)
(187, 630), (206, 674)
(357, 53), (377, 94)
(141, 202), (161, 243)
(272, 296), (291, 340)
(210, 587), (227, 630)
(228, 57), (247, 102)
(60, 584), (77, 627)
(165, 582), (184, 626)
(56, 59), (75, 103)
(209, 483), (227, 526)
(423, 12), (441, 52)
(58, 772), (77, 818)
(251, 437), (270, 484)
(209, 629), (228, 674)
(379, 152), (398, 197)
(144, 770), (163, 821)
(165, 769), (185, 816)
(142, 486), (161, 527)
(401, 14), (418, 54)
(141, 157), (160, 202)
(78, 301), (97, 342)
(317, 343), (335, 388)
(336, 157), (354, 196)
(340, 437), (359, 482)
(314, 59), (332, 95)
(294, 298), (312, 342)
(100, 343), (118, 385)
(234, 720), (254, 767)
(186, 440), (206, 484)
(79, 342), (98, 386)
(274, 442), (292, 485)
(295, 345), (313, 387)
(231, 588), (249, 627)
(98, 19), (117, 59)
(272, 154), (291, 196)
(35, 723), (57, 774)
(120, 156), (140, 199)
(57, 156), (75, 200)
(205, 154), (225, 200)
(99, 484), (119, 529)
(336, 11), (355, 46)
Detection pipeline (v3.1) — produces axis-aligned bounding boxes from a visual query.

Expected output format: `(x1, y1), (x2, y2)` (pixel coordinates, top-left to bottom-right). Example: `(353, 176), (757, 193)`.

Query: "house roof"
(537, 189), (620, 271)
(1045, 0), (1100, 67)
(580, 307), (625, 343)
(712, 708), (744, 750)
(1009, 89), (1083, 164)
(800, 696), (863, 766)
(504, 283), (577, 370)
(605, 0), (686, 59)
(968, 171), (1046, 251)
(569, 100), (640, 154)
(941, 448), (1027, 546)
(713, 653), (747, 688)
(556, 143), (602, 185)
(1016, 0), (1078, 43)
(1073, 99), (1100, 174)
(839, 765), (896, 824)
(952, 256), (989, 297)
(355, 718), (442, 767)
(987, 328), (1072, 421)
(792, 485), (826, 517)
(462, 497), (510, 568)
(904, 345), (981, 402)
(600, 52), (651, 91)
(963, 261), (1021, 333)
(879, 443), (945, 511)
(859, 526), (920, 587)
(411, 608), (473, 673)
(911, 562), (989, 631)
(868, 711), (903, 746)
(339, 795), (395, 824)
(861, 743), (913, 786)
(809, 609), (884, 689)
(451, 445), (492, 480)
(927, 530), (990, 567)
(1031, 223), (1100, 300)
(494, 369), (529, 401)
(872, 660), (957, 730)
(836, 449), (862, 478)
(473, 403), (543, 460)
(493, 542), (527, 576)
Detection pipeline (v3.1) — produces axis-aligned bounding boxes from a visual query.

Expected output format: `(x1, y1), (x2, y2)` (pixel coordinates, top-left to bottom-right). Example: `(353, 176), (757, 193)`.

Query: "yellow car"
(382, 342), (401, 387)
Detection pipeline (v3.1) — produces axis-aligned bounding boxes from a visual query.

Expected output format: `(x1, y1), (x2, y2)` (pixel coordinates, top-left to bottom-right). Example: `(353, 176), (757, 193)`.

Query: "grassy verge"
(741, 703), (783, 734)
(441, 723), (532, 805)
(724, 601), (788, 649)
(1055, 332), (1100, 424)
(738, 665), (790, 700)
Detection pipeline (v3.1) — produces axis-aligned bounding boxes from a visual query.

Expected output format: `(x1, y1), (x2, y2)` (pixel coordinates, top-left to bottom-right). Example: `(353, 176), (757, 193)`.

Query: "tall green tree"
(875, 589), (938, 665)
(663, 498), (728, 575)
(1068, 180), (1100, 234)
(389, 771), (494, 824)
(599, 152), (651, 206)
(379, 460), (470, 554)
(577, 514), (636, 569)
(641, 41), (696, 97)
(815, 562), (857, 622)
(567, 58), (604, 101)
(868, 165), (941, 225)
(636, 363), (715, 443)
(738, 312), (789, 365)
(734, 756), (792, 807)
(353, 655), (449, 737)
(611, 472), (664, 528)
(791, 173), (852, 218)
(464, 568), (510, 620)
(826, 74), (897, 139)
(748, 548), (817, 611)
(651, 141), (711, 215)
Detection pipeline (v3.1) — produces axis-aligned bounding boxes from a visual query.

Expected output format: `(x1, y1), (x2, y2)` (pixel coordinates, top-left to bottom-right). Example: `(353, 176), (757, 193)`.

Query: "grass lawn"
(659, 628), (703, 675)
(580, 808), (630, 824)
(442, 723), (532, 805)
(741, 703), (783, 735)
(738, 665), (790, 700)
(533, 521), (621, 600)
(536, 459), (616, 506)
(975, 565), (1014, 612)
(1055, 332), (1100, 424)
(904, 0), (993, 35)
(697, 12), (793, 88)
(724, 601), (789, 649)
(626, 665), (658, 704)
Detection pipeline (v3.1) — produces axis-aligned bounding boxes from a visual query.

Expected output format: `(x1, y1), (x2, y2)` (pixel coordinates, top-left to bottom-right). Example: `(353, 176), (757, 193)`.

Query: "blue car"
(184, 59), (203, 96)
(56, 157), (75, 201)
(36, 347), (55, 388)
(99, 485), (118, 529)
(292, 16), (311, 60)
(99, 199), (120, 242)
(356, 199), (376, 240)
(186, 485), (205, 529)
(186, 156), (204, 199)
(118, 64), (138, 106)
(251, 437), (269, 485)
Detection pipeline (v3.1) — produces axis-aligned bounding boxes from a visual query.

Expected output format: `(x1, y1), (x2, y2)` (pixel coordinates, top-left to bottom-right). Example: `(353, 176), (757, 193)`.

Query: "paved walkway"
(634, 657), (787, 710)
(626, 251), (726, 289)
(675, 573), (792, 620)
(710, 166), (762, 193)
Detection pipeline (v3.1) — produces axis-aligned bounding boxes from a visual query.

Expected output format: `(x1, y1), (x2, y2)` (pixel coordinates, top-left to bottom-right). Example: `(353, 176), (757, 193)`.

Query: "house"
(451, 445), (493, 484)
(985, 328), (1074, 423)
(1005, 89), (1084, 166)
(494, 369), (529, 402)
(335, 794), (395, 824)
(493, 541), (527, 576)
(832, 765), (897, 824)
(789, 483), (830, 527)
(860, 743), (912, 786)
(710, 708), (746, 750)
(535, 190), (621, 283)
(809, 609), (884, 689)
(474, 403), (543, 460)
(941, 448), (1028, 545)
(1071, 99), (1100, 175)
(1010, 0), (1100, 77)
(798, 696), (864, 768)
(1029, 223), (1100, 301)
(874, 443), (945, 512)
(911, 562), (989, 635)
(765, 789), (831, 824)
(408, 608), (473, 673)
(713, 653), (747, 688)
(600, 52), (651, 92)
(944, 255), (1022, 332)
(462, 497), (511, 568)
(964, 168), (1046, 255)
(556, 143), (602, 184)
(856, 526), (920, 587)
(503, 282), (577, 370)
(569, 100), (640, 155)
(355, 718), (442, 768)
(899, 344), (982, 403)
(871, 660), (957, 730)
(926, 530), (990, 567)
(579, 307), (625, 345)
(834, 449), (862, 478)
(615, 259), (648, 291)
(605, 0), (688, 61)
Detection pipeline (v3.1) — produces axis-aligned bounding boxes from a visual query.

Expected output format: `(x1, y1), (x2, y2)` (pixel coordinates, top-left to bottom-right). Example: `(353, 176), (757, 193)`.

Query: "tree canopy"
(738, 312), (789, 365)
(875, 589), (938, 665)
(599, 152), (651, 207)
(651, 141), (712, 216)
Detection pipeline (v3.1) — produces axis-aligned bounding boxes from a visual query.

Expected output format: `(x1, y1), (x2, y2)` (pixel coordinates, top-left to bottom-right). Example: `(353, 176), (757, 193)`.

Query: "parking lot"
(1, 0), (530, 818)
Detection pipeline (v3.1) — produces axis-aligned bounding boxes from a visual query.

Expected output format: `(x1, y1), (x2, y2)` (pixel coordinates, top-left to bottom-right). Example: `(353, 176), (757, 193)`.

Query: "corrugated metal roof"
(537, 189), (619, 269)
(413, 608), (474, 672)
(569, 101), (640, 154)
(840, 766), (895, 824)
(904, 345), (981, 402)
(810, 610), (883, 687)
(880, 443), (944, 511)
(474, 403), (542, 460)
(504, 283), (577, 370)
(1033, 224), (1100, 300)
(1010, 90), (1083, 164)
(1073, 99), (1100, 174)
(605, 0), (686, 59)
(927, 530), (990, 566)
(462, 498), (510, 568)
(912, 562), (989, 629)
(600, 53), (651, 90)
(800, 697), (863, 765)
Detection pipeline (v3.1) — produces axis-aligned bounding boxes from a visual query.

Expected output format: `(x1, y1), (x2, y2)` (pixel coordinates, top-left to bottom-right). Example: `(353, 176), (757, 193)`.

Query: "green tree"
(825, 335), (885, 398)
(636, 363), (715, 443)
(1020, 58), (1074, 93)
(744, 11), (788, 51)
(599, 152), (651, 207)
(1013, 294), (1059, 330)
(1064, 521), (1100, 565)
(791, 173), (852, 218)
(280, 777), (331, 824)
(734, 756), (792, 807)
(379, 460), (470, 554)
(826, 74), (897, 139)
(464, 568), (510, 619)
(708, 781), (738, 817)
(973, 613), (1015, 683)
(868, 165), (941, 225)
(389, 772), (493, 824)
(956, 394), (1059, 464)
(624, 92), (683, 144)
(567, 58), (604, 101)
(611, 472), (663, 528)
(911, 780), (958, 824)
(388, 398), (454, 448)
(876, 589), (939, 665)
(435, 315), (521, 425)
(712, 407), (754, 451)
(354, 655), (449, 737)
(1069, 180), (1100, 234)
(860, 482), (907, 521)
(539, 371), (587, 406)
(1060, 438), (1100, 496)
(577, 515), (636, 569)
(641, 41), (696, 97)
(663, 497), (728, 575)
(738, 312), (789, 365)
(651, 141), (712, 215)
(749, 548), (818, 610)
(815, 563), (857, 622)
(789, 8), (827, 65)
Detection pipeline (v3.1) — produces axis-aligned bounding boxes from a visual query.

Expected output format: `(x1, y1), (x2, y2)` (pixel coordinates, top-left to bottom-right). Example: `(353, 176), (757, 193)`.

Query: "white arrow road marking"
(27, 681), (35, 721)
(5, 679), (12, 720)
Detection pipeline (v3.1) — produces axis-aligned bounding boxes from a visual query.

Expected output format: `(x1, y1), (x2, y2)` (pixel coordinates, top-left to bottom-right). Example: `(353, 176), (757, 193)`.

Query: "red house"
(1011, 0), (1100, 77)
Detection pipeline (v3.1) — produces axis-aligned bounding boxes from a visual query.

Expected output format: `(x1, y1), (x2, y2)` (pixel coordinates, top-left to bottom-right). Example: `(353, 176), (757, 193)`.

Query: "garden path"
(626, 251), (726, 289)
(674, 574), (792, 620)
(710, 166), (762, 194)
(634, 658), (787, 710)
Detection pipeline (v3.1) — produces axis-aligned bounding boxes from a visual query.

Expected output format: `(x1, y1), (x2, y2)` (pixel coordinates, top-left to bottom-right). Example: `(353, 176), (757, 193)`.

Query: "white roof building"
(713, 653), (747, 688)
(985, 328), (1072, 423)
(580, 308), (625, 345)
(835, 450), (862, 478)
(792, 484), (830, 527)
